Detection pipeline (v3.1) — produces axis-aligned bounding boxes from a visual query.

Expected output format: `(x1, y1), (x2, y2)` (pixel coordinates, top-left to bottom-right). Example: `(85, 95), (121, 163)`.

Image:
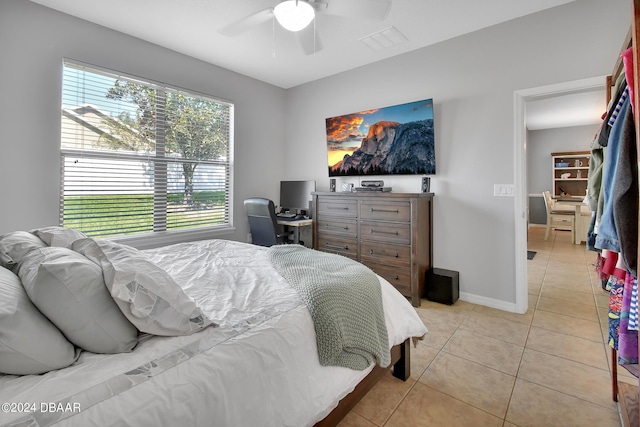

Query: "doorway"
(513, 76), (606, 314)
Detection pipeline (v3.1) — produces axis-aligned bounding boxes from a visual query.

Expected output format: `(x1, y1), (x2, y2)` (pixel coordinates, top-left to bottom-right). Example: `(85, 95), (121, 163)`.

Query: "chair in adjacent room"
(542, 191), (575, 242)
(244, 197), (287, 247)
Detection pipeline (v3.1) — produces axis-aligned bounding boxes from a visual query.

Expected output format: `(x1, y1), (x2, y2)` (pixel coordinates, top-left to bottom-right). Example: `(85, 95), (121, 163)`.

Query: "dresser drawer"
(360, 200), (411, 222)
(360, 241), (410, 267)
(317, 197), (357, 218)
(360, 220), (411, 244)
(312, 192), (432, 308)
(365, 262), (411, 297)
(316, 217), (358, 238)
(317, 235), (358, 259)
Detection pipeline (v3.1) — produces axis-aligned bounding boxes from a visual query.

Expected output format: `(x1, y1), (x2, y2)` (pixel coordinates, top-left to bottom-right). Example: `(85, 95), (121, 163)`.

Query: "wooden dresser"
(312, 192), (433, 307)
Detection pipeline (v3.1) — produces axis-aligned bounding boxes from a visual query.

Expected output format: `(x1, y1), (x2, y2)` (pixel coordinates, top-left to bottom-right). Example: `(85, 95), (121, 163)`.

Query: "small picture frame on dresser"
(341, 183), (354, 192)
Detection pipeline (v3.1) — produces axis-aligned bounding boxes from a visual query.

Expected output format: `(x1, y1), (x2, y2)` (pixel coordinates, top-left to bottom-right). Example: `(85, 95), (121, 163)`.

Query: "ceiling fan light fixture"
(274, 0), (315, 32)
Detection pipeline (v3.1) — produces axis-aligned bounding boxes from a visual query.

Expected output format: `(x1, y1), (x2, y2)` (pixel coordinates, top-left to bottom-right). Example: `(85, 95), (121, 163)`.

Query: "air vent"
(359, 26), (407, 51)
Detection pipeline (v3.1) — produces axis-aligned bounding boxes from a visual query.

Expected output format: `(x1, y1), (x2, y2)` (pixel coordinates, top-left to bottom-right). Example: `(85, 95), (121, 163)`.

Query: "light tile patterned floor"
(338, 226), (630, 427)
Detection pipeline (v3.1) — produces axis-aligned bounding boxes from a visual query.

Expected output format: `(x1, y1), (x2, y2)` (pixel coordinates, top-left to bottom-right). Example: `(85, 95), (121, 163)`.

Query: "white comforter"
(0, 240), (427, 427)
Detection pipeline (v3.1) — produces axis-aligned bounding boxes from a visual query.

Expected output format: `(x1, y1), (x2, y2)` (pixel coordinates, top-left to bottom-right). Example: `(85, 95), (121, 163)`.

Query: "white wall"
(0, 0), (286, 244)
(527, 124), (600, 224)
(283, 0), (630, 307)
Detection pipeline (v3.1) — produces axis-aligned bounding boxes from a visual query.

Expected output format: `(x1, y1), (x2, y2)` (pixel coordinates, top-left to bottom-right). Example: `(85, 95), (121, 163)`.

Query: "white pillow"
(72, 238), (212, 336)
(0, 266), (80, 375)
(0, 231), (46, 270)
(17, 247), (138, 354)
(31, 226), (87, 248)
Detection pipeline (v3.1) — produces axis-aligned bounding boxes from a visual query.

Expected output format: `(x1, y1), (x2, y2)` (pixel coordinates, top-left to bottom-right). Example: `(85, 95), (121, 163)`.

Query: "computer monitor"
(279, 180), (316, 214)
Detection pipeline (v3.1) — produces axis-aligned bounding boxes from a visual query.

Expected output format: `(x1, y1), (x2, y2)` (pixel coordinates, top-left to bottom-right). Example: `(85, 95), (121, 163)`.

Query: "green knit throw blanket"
(268, 245), (390, 370)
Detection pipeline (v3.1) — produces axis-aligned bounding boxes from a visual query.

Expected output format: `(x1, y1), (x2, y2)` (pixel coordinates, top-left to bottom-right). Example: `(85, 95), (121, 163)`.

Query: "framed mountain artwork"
(326, 98), (435, 176)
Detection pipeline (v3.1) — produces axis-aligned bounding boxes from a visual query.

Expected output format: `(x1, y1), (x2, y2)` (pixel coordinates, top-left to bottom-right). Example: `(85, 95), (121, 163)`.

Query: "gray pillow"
(0, 266), (80, 375)
(17, 247), (138, 354)
(0, 231), (46, 270)
(72, 238), (212, 336)
(31, 226), (87, 248)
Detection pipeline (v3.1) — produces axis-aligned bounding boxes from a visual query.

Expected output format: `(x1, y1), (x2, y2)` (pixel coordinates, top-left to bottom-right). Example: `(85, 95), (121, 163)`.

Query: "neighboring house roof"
(61, 104), (152, 151)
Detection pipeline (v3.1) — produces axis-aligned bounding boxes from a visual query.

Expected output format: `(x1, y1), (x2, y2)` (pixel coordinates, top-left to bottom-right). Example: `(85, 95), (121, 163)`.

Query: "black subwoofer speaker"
(425, 268), (459, 305)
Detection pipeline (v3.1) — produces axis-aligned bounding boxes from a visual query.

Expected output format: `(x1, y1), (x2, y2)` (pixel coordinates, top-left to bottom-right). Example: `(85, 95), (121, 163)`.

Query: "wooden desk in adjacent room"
(277, 218), (313, 245)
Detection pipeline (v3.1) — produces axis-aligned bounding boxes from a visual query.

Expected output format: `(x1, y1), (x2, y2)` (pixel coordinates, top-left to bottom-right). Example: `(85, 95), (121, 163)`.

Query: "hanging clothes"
(609, 275), (624, 350)
(589, 61), (639, 368)
(587, 72), (626, 241)
(618, 273), (639, 365)
(630, 278), (639, 331)
(594, 91), (629, 253)
(611, 101), (638, 276)
(622, 47), (636, 115)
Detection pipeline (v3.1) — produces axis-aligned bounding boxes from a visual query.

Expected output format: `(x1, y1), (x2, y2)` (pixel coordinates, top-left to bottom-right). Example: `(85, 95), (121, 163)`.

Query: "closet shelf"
(619, 383), (639, 427)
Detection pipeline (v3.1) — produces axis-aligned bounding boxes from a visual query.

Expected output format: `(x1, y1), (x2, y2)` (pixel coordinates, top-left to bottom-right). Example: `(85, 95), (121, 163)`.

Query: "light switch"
(494, 184), (514, 197)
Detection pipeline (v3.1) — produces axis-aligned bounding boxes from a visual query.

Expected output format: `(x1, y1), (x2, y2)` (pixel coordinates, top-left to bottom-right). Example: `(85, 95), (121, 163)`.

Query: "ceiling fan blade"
(322, 0), (391, 21)
(219, 8), (273, 37)
(296, 24), (323, 55)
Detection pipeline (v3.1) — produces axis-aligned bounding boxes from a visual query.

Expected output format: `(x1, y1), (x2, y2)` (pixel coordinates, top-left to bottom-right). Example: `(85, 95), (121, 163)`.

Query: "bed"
(0, 228), (427, 427)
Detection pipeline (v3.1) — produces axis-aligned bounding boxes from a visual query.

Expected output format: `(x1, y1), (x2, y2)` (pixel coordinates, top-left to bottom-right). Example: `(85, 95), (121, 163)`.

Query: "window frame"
(60, 59), (235, 247)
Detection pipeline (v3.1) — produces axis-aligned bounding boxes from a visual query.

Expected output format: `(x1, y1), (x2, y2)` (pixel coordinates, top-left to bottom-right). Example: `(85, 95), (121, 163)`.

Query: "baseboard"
(459, 292), (525, 314)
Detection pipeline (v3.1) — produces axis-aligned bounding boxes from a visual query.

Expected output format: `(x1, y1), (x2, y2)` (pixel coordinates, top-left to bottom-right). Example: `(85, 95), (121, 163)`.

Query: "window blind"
(61, 61), (233, 238)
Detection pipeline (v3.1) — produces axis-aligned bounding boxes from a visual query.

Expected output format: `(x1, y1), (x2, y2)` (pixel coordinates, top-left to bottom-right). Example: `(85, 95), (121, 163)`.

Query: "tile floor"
(338, 226), (635, 427)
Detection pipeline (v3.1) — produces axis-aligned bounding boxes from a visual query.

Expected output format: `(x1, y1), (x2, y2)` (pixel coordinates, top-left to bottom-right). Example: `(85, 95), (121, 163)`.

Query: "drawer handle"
(370, 249), (399, 258)
(325, 243), (349, 251)
(370, 208), (399, 214)
(370, 229), (399, 236)
(325, 224), (350, 231)
(394, 275), (399, 280)
(329, 206), (350, 210)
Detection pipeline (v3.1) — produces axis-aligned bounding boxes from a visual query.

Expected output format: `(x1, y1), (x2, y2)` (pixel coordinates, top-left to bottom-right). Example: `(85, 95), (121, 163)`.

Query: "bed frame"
(315, 339), (410, 426)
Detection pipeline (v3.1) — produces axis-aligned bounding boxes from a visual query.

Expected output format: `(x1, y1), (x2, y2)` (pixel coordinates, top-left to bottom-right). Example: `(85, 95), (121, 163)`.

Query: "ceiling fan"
(219, 0), (392, 55)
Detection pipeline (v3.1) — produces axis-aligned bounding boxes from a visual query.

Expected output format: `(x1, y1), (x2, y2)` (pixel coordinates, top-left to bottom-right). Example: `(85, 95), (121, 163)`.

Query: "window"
(61, 61), (233, 238)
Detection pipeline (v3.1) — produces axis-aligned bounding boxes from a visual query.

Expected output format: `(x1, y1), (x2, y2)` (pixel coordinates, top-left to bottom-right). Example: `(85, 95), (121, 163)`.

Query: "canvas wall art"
(325, 98), (435, 176)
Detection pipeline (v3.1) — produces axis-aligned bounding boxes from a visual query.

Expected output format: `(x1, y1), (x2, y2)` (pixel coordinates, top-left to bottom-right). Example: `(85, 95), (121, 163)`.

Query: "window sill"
(108, 225), (236, 250)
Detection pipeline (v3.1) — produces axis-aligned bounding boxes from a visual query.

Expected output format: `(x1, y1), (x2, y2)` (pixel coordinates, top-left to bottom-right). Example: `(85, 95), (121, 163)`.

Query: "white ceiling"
(29, 0), (600, 130)
(30, 0), (577, 89)
(526, 89), (606, 131)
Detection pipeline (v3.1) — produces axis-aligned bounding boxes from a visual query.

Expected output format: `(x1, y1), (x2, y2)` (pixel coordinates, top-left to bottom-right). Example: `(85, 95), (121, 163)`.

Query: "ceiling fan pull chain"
(272, 14), (276, 59)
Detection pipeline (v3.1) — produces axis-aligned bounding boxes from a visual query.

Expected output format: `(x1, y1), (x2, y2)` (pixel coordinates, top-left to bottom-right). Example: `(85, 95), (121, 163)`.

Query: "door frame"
(513, 76), (605, 314)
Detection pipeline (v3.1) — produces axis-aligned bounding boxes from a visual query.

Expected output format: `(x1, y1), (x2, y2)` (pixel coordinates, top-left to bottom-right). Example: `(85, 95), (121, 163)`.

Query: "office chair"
(244, 198), (288, 247)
